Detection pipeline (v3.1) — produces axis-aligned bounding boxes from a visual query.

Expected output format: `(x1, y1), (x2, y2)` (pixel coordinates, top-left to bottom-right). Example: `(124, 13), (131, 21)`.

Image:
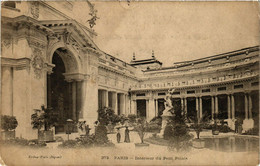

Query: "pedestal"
(226, 119), (235, 130)
(159, 115), (170, 137)
(242, 119), (254, 132)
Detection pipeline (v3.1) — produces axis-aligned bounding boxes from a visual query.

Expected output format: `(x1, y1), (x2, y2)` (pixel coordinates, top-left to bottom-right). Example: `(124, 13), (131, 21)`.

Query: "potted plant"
(31, 105), (58, 142)
(1, 115), (18, 140)
(189, 111), (209, 149)
(134, 117), (149, 147)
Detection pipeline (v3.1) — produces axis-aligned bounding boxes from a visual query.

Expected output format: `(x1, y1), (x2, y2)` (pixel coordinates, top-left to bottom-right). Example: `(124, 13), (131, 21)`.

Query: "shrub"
(127, 114), (137, 124)
(0, 138), (46, 147)
(163, 125), (174, 140)
(218, 125), (232, 133)
(58, 140), (79, 148)
(95, 124), (109, 144)
(146, 117), (162, 133)
(242, 128), (259, 136)
(1, 115), (18, 131)
(146, 123), (161, 133)
(97, 107), (126, 126)
(58, 134), (114, 148)
(163, 103), (193, 151)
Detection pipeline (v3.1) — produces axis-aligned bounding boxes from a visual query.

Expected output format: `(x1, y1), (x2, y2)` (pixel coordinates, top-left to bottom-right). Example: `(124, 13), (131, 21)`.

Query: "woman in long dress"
(124, 127), (130, 143)
(116, 128), (121, 143)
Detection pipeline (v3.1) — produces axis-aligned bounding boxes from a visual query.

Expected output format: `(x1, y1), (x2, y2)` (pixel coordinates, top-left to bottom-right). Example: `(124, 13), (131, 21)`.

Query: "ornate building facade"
(1, 1), (259, 139)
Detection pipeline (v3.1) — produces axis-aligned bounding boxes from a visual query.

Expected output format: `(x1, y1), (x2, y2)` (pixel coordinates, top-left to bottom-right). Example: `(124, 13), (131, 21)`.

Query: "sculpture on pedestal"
(159, 89), (175, 136)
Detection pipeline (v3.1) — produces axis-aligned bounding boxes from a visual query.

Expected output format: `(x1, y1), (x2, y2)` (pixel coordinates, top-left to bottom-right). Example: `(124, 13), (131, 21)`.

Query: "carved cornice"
(63, 73), (86, 82)
(130, 74), (259, 92)
(1, 16), (54, 35)
(1, 57), (30, 70)
(27, 37), (47, 50)
(98, 63), (138, 81)
(81, 47), (102, 57)
(41, 20), (99, 51)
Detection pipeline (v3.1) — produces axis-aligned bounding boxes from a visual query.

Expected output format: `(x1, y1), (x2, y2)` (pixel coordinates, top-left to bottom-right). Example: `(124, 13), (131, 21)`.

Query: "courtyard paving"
(0, 130), (258, 166)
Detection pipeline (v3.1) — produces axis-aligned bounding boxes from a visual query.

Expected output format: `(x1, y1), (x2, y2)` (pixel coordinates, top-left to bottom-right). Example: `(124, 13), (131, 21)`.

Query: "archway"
(47, 48), (82, 133)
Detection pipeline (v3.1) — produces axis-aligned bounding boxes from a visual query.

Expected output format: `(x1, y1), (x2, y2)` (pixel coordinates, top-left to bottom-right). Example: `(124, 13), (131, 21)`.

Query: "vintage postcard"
(0, 1), (259, 166)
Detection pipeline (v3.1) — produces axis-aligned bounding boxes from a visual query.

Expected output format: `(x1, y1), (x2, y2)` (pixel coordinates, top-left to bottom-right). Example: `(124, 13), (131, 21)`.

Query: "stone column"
(72, 81), (77, 121)
(101, 90), (107, 108)
(243, 92), (254, 131)
(132, 100), (137, 115)
(227, 94), (231, 119)
(112, 92), (118, 114)
(120, 93), (125, 115)
(181, 98), (184, 111)
(47, 73), (52, 108)
(199, 97), (203, 119)
(68, 82), (72, 116)
(211, 96), (215, 120)
(184, 98), (187, 116)
(148, 98), (155, 121)
(227, 94), (234, 129)
(155, 99), (158, 117)
(1, 67), (13, 116)
(196, 97), (199, 119)
(146, 99), (149, 120)
(76, 81), (83, 119)
(244, 93), (248, 119)
(215, 95), (218, 115)
(124, 94), (128, 115)
(105, 90), (109, 108)
(231, 94), (235, 119)
(248, 93), (253, 119)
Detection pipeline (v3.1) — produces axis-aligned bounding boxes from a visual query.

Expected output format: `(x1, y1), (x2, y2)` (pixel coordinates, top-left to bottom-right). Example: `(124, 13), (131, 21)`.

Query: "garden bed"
(0, 138), (47, 148)
(144, 137), (169, 146)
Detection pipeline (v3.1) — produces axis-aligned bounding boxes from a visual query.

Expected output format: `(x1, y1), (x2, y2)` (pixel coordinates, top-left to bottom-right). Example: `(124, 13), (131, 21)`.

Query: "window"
(158, 93), (165, 96)
(251, 82), (259, 87)
(172, 92), (180, 95)
(202, 89), (210, 93)
(2, 2), (16, 8)
(136, 93), (145, 97)
(234, 84), (243, 89)
(217, 87), (226, 91)
(187, 90), (195, 94)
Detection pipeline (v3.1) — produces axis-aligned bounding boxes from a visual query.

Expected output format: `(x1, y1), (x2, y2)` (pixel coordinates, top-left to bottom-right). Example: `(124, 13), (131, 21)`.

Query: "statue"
(159, 89), (175, 137)
(162, 89), (175, 116)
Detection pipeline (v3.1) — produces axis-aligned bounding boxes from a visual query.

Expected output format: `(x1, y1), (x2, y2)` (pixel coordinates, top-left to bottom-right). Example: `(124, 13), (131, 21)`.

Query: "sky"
(92, 2), (259, 67)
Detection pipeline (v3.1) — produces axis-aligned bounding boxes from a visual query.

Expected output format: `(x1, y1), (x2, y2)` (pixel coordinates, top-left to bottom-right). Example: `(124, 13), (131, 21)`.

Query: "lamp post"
(66, 119), (73, 141)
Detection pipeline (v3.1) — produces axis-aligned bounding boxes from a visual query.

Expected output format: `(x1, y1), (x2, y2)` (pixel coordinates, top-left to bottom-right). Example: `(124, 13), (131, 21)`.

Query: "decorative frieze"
(31, 48), (45, 79)
(31, 1), (39, 19)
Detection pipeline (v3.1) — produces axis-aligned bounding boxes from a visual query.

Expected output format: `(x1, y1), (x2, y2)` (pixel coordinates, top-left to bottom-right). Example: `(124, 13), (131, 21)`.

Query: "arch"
(47, 41), (83, 74)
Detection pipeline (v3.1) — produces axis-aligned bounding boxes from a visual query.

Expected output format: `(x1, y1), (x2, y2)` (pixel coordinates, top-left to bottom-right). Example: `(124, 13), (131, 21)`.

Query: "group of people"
(78, 120), (91, 136)
(116, 127), (130, 143)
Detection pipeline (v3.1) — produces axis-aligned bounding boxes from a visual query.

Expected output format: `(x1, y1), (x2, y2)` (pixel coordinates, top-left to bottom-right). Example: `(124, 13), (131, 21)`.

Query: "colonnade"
(132, 91), (256, 131)
(47, 73), (84, 122)
(98, 89), (129, 115)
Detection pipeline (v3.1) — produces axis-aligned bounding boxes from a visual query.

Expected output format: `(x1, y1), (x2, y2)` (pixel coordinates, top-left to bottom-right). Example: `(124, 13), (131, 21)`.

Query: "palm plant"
(31, 105), (58, 131)
(188, 111), (210, 139)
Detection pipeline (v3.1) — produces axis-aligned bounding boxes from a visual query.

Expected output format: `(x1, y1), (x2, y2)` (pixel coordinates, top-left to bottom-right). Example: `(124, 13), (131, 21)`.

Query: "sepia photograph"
(0, 1), (259, 165)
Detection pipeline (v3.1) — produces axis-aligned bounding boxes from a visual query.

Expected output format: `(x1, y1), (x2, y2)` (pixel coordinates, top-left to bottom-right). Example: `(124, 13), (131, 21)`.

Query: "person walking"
(116, 128), (121, 143)
(235, 119), (238, 133)
(85, 125), (91, 136)
(124, 126), (130, 143)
